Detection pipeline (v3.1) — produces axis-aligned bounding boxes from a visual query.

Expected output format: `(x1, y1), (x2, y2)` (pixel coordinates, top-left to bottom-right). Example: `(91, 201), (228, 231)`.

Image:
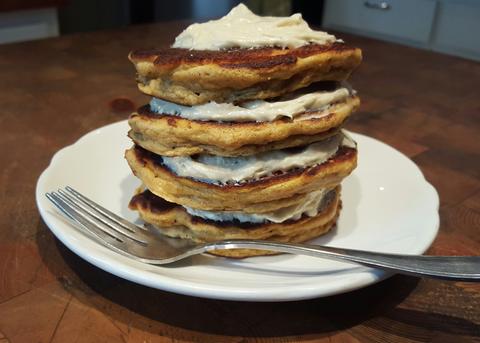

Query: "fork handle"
(210, 240), (480, 281)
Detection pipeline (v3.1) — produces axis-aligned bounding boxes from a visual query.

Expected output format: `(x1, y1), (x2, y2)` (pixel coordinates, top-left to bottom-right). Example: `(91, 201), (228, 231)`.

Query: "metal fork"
(45, 187), (480, 281)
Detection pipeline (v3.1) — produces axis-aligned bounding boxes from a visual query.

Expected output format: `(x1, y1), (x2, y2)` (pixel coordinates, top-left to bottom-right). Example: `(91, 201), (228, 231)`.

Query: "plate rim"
(35, 120), (440, 302)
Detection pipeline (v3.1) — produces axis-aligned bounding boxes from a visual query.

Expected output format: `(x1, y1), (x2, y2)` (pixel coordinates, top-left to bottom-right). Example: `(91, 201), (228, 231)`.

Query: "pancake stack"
(125, 5), (362, 257)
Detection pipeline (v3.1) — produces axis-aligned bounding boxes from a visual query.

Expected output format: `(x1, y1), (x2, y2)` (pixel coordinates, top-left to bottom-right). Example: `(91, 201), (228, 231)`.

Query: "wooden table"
(0, 21), (479, 343)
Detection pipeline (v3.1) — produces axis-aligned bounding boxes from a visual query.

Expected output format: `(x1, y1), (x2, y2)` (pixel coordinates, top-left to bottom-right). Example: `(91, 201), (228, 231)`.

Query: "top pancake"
(129, 43), (362, 105)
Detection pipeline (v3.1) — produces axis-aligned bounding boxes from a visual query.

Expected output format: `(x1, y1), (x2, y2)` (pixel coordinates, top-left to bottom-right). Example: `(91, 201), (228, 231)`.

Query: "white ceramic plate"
(36, 121), (439, 302)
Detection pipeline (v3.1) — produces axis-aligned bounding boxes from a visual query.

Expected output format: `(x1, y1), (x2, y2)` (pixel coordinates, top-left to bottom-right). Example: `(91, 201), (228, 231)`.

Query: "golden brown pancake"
(129, 187), (341, 258)
(125, 144), (357, 211)
(128, 95), (359, 157)
(129, 43), (362, 105)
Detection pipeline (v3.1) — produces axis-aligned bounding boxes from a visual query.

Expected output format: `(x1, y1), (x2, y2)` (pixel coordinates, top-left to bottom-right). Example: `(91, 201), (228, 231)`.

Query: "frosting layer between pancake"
(184, 188), (329, 223)
(161, 132), (354, 184)
(149, 84), (352, 122)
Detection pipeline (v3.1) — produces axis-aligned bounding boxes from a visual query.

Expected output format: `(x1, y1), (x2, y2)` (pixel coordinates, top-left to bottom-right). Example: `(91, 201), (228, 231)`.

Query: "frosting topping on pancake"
(161, 132), (355, 184)
(184, 188), (330, 223)
(172, 4), (337, 50)
(149, 87), (351, 122)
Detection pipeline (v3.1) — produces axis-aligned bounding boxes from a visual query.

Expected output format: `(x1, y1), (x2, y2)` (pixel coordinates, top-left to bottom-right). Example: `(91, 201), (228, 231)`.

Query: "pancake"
(129, 43), (362, 105)
(124, 5), (361, 259)
(128, 95), (359, 157)
(124, 142), (357, 211)
(129, 187), (341, 258)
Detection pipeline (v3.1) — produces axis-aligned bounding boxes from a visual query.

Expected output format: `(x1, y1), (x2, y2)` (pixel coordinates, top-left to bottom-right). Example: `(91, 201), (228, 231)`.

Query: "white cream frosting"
(172, 3), (337, 50)
(184, 189), (330, 223)
(161, 132), (355, 184)
(149, 87), (351, 122)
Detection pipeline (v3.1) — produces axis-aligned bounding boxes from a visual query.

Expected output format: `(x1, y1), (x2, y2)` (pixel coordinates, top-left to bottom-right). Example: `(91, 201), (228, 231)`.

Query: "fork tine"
(47, 192), (124, 244)
(46, 192), (147, 259)
(45, 193), (77, 223)
(65, 186), (142, 232)
(55, 190), (147, 245)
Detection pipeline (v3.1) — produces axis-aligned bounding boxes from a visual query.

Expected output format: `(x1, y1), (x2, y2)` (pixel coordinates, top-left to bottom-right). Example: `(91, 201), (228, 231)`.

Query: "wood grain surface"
(0, 21), (479, 343)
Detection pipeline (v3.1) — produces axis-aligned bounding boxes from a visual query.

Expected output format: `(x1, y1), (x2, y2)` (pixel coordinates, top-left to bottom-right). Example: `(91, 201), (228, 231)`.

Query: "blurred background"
(0, 0), (478, 61)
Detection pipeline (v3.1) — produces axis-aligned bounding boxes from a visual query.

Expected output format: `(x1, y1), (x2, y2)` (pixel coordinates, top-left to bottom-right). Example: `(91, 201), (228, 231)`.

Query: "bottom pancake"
(129, 187), (341, 258)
